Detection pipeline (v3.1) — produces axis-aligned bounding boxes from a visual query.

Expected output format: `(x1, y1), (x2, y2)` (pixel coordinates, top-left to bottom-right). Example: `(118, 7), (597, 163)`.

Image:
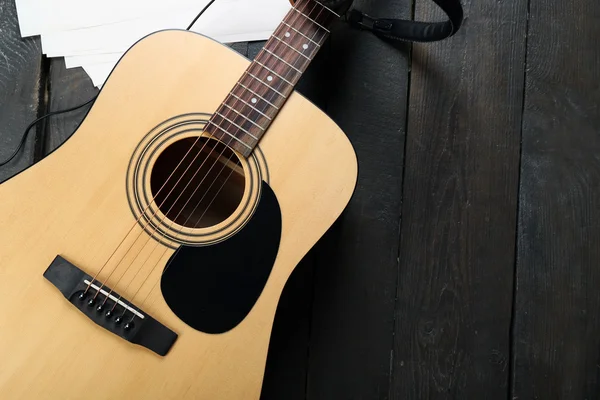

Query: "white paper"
(64, 53), (122, 68)
(15, 0), (292, 87)
(82, 63), (114, 87)
(41, 8), (200, 56)
(15, 0), (203, 37)
(190, 0), (290, 40)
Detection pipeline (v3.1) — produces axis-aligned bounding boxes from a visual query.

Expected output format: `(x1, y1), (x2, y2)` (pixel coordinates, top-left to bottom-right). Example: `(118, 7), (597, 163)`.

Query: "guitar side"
(0, 30), (357, 399)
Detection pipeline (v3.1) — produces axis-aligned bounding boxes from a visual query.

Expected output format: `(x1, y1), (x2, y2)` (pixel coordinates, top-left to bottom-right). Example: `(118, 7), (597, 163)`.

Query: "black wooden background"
(1, 0), (599, 398)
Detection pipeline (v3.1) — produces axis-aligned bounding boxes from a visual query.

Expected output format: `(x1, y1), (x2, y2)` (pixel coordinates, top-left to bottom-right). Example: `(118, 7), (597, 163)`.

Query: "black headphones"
(309, 0), (464, 43)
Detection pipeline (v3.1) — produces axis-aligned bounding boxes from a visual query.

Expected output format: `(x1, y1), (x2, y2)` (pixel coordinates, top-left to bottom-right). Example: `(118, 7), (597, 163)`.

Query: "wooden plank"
(228, 42), (249, 57)
(306, 0), (411, 397)
(261, 255), (315, 400)
(511, 0), (600, 398)
(391, 0), (527, 397)
(0, 0), (44, 182)
(43, 58), (98, 153)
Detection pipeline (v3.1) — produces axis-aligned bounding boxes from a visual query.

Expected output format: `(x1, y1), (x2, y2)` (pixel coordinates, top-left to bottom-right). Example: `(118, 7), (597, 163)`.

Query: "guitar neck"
(205, 0), (339, 157)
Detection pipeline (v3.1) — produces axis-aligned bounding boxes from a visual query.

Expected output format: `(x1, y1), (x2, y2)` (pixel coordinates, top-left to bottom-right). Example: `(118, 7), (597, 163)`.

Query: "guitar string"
(117, 157), (241, 321)
(113, 0), (322, 308)
(103, 139), (240, 313)
(124, 0), (330, 320)
(113, 155), (242, 317)
(85, 0), (327, 297)
(84, 16), (230, 296)
(127, 14), (328, 326)
(86, 129), (218, 300)
(99, 0), (317, 310)
(82, 1), (229, 295)
(85, 0), (330, 320)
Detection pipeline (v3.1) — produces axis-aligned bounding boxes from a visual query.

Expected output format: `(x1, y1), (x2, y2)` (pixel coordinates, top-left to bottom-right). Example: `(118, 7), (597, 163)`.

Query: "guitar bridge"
(43, 255), (177, 356)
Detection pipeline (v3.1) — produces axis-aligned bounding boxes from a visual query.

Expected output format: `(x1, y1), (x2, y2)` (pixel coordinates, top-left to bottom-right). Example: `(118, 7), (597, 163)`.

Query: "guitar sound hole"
(150, 137), (245, 229)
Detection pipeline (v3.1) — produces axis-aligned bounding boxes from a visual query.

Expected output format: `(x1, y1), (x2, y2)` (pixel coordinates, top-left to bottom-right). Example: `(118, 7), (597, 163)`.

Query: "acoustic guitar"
(0, 0), (356, 398)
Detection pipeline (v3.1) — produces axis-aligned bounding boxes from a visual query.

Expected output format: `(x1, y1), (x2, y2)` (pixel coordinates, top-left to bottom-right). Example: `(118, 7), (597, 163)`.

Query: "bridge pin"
(87, 298), (95, 307)
(124, 322), (135, 331)
(96, 304), (104, 312)
(78, 292), (86, 300)
(115, 316), (123, 325)
(105, 310), (113, 318)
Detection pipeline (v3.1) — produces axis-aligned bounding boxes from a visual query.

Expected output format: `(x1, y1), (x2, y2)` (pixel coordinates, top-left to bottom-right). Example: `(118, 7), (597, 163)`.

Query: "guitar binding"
(43, 255), (178, 356)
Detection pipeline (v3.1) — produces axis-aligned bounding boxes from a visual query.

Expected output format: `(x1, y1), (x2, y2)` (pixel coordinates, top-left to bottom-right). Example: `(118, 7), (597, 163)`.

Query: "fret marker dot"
(302, 44), (309, 50)
(285, 32), (291, 38)
(267, 76), (273, 82)
(251, 98), (257, 104)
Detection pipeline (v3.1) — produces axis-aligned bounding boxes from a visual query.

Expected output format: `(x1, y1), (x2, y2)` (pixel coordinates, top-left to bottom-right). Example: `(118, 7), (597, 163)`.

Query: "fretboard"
(205, 0), (339, 157)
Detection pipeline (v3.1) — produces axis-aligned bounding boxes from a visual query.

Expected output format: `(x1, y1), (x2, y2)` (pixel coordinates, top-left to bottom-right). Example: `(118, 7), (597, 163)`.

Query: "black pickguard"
(161, 181), (282, 334)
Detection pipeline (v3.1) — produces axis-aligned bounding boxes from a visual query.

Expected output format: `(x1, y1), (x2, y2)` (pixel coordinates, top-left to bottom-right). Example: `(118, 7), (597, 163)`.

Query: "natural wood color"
(131, 126), (265, 247)
(0, 30), (357, 400)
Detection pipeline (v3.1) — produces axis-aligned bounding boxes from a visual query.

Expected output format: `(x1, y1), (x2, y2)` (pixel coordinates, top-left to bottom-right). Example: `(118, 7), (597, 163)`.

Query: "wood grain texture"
(43, 58), (98, 153)
(391, 0), (527, 397)
(306, 0), (411, 397)
(511, 0), (600, 398)
(0, 30), (357, 400)
(0, 0), (43, 181)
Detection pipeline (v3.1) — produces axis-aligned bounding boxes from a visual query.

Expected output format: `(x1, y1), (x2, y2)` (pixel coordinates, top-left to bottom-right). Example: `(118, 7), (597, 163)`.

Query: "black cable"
(186, 0), (218, 30)
(1, 1), (218, 168)
(0, 95), (97, 167)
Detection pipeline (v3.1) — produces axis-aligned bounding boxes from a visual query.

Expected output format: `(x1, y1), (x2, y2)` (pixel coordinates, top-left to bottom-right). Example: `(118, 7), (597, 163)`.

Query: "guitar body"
(0, 30), (357, 399)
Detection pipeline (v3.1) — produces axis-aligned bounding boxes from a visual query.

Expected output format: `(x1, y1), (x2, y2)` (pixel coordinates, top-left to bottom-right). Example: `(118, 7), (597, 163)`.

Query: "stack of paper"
(15, 0), (291, 87)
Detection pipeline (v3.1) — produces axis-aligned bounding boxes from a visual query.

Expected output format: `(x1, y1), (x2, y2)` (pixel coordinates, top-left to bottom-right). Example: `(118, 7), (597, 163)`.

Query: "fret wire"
(297, 0), (334, 43)
(232, 2), (312, 124)
(221, 103), (266, 130)
(273, 22), (325, 62)
(207, 122), (253, 149)
(309, 0), (341, 18)
(283, 21), (327, 49)
(215, 111), (259, 140)
(209, 0), (335, 152)
(251, 0), (322, 104)
(236, 82), (280, 109)
(254, 54), (299, 89)
(272, 27), (323, 65)
(280, 21), (321, 46)
(245, 70), (287, 97)
(241, 61), (287, 105)
(229, 93), (272, 120)
(253, 60), (294, 85)
(263, 49), (302, 73)
(271, 35), (311, 60)
(297, 0), (336, 26)
(264, 43), (312, 76)
(292, 8), (330, 33)
(259, 6), (316, 84)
